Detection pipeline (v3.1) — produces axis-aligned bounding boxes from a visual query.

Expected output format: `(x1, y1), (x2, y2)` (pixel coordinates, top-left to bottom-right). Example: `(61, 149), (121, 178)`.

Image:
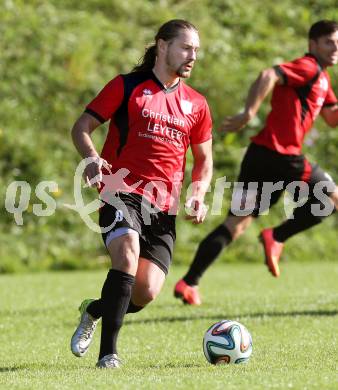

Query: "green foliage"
(0, 0), (337, 272)
(0, 264), (337, 388)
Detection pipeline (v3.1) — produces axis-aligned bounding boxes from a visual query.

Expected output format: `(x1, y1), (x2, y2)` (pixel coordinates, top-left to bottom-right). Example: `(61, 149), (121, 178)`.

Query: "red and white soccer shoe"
(174, 279), (201, 305)
(260, 228), (284, 277)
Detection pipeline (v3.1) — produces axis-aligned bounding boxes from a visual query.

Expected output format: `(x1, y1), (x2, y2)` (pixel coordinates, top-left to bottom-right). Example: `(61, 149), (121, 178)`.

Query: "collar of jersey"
(304, 53), (323, 71)
(150, 71), (180, 94)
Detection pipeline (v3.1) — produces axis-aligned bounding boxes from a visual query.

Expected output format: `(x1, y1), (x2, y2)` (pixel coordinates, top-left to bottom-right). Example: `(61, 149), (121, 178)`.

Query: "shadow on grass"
(0, 306), (66, 317)
(0, 363), (95, 373)
(147, 362), (204, 369)
(0, 362), (204, 372)
(124, 309), (337, 325)
(0, 367), (21, 373)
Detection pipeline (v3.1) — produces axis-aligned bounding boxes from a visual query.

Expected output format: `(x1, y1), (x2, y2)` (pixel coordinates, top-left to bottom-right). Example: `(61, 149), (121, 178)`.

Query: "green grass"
(0, 262), (337, 389)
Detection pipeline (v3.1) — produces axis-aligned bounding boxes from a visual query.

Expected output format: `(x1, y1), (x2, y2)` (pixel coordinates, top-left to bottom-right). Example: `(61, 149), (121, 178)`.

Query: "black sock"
(126, 301), (144, 313)
(273, 217), (321, 243)
(183, 224), (232, 286)
(273, 199), (333, 242)
(99, 269), (134, 359)
(87, 295), (145, 319)
(86, 299), (102, 319)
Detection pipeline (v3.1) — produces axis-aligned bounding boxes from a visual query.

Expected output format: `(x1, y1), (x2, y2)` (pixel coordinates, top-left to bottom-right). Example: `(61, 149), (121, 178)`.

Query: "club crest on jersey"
(181, 99), (192, 115)
(143, 88), (153, 96)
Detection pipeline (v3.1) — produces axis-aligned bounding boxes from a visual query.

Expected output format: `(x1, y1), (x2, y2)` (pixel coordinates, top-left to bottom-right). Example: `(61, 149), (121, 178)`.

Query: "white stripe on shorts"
(105, 227), (139, 247)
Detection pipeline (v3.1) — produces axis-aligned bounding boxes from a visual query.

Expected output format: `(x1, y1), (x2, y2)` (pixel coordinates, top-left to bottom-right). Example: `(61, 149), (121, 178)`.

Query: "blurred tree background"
(0, 0), (337, 272)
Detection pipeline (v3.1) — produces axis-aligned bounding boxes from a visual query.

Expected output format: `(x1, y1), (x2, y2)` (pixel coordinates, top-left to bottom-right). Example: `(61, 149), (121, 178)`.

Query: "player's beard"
(176, 64), (192, 78)
(165, 52), (192, 78)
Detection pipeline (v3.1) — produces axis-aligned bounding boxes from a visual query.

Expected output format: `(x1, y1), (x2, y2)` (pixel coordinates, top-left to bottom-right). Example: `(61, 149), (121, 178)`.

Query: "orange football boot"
(174, 279), (201, 305)
(260, 228), (284, 277)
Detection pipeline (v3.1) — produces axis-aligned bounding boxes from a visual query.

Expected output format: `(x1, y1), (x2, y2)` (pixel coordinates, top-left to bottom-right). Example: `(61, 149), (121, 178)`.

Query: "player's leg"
(128, 209), (174, 309)
(174, 143), (273, 305)
(262, 163), (336, 276)
(71, 195), (142, 366)
(95, 231), (139, 368)
(257, 151), (311, 278)
(70, 229), (138, 364)
(127, 257), (166, 312)
(174, 214), (253, 305)
(273, 185), (336, 242)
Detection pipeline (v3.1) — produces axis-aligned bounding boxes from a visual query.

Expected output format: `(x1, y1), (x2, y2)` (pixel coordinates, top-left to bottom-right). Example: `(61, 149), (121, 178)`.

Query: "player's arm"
(72, 112), (101, 159)
(71, 112), (111, 188)
(219, 67), (283, 133)
(71, 76), (123, 187)
(185, 139), (213, 224)
(320, 104), (338, 127)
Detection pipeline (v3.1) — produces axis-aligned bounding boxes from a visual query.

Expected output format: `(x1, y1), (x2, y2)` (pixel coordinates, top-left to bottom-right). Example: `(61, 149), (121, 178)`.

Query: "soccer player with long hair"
(70, 19), (213, 368)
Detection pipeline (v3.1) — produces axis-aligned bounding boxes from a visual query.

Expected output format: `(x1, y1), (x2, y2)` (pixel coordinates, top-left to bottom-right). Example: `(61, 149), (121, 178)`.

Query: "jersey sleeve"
(85, 75), (124, 123)
(275, 57), (319, 87)
(190, 99), (213, 144)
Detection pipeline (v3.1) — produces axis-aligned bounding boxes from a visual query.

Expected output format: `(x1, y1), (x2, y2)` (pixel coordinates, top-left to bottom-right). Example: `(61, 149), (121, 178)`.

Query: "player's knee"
(133, 283), (160, 306)
(107, 234), (140, 272)
(120, 247), (138, 266)
(227, 221), (249, 240)
(142, 286), (159, 304)
(112, 246), (138, 273)
(232, 226), (243, 240)
(224, 215), (252, 241)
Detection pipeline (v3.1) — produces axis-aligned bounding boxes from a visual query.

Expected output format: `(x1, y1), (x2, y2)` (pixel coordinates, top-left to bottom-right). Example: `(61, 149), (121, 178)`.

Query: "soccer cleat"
(174, 279), (201, 305)
(96, 353), (121, 369)
(259, 228), (284, 277)
(71, 299), (100, 357)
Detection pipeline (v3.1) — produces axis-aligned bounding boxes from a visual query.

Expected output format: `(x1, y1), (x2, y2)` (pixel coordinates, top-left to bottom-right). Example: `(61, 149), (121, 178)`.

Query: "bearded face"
(164, 29), (200, 78)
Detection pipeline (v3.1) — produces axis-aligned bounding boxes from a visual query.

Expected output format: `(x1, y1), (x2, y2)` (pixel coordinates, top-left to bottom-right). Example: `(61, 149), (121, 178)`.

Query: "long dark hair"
(132, 19), (198, 72)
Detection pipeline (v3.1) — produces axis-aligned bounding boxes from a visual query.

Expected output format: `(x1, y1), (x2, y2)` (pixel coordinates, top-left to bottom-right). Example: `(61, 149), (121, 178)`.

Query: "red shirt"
(85, 71), (212, 211)
(252, 54), (337, 155)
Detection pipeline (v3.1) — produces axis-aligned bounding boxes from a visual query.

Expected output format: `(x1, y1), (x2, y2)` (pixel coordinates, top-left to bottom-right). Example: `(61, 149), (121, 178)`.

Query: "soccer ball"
(203, 320), (253, 364)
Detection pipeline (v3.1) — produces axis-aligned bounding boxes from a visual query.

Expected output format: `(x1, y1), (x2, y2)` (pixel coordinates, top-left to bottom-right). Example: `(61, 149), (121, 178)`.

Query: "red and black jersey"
(252, 53), (337, 155)
(85, 70), (212, 210)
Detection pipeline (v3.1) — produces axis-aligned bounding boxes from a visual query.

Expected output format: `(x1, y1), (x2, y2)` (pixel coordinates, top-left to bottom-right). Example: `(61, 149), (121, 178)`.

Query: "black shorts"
(229, 143), (336, 217)
(99, 192), (176, 275)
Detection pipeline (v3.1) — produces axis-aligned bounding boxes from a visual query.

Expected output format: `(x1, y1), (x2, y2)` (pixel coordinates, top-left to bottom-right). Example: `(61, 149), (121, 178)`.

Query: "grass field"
(0, 262), (337, 389)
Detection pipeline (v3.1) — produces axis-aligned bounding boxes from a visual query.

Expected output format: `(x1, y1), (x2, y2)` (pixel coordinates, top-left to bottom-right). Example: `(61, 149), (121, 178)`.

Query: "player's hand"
(218, 112), (250, 133)
(185, 196), (208, 224)
(83, 156), (112, 189)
